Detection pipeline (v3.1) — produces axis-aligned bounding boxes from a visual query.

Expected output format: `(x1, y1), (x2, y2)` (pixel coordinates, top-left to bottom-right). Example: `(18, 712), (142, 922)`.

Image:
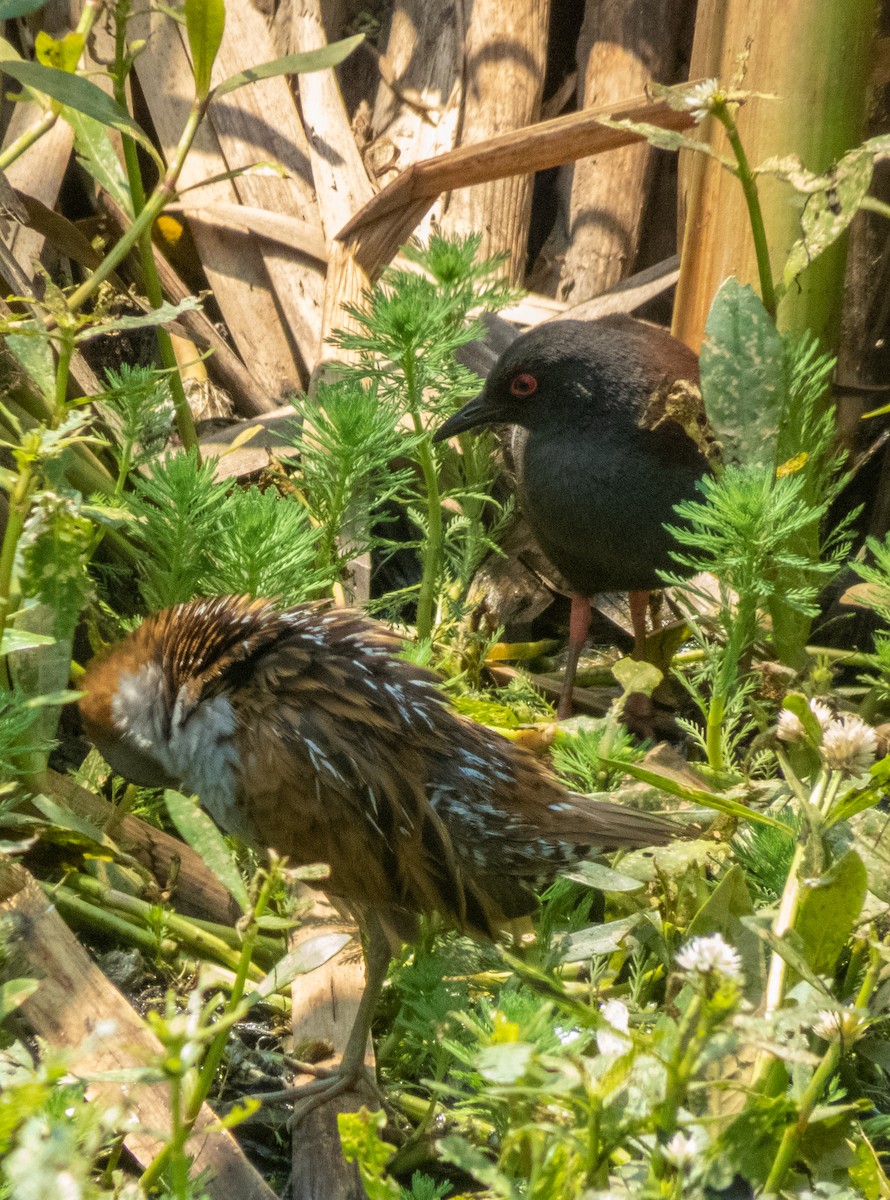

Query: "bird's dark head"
(433, 316), (700, 442)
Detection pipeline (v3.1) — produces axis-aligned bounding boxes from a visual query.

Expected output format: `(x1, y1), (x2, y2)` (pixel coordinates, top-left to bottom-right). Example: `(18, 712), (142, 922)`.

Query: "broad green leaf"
(562, 860), (644, 892)
(741, 915), (831, 994)
(612, 656), (662, 697)
(185, 0), (225, 99)
(0, 60), (163, 171)
(165, 789), (249, 912)
(599, 752), (790, 830)
(784, 147), (875, 287)
(687, 864), (764, 1001)
(438, 1135), (517, 1199)
(563, 913), (644, 961)
(247, 933), (351, 1002)
(0, 978), (38, 1022)
(478, 1041), (535, 1084)
(76, 297), (203, 342)
(6, 324), (56, 397)
(797, 849), (867, 976)
(30, 793), (116, 850)
(212, 35), (364, 101)
(0, 628), (54, 655)
(66, 107), (133, 218)
(700, 278), (786, 466)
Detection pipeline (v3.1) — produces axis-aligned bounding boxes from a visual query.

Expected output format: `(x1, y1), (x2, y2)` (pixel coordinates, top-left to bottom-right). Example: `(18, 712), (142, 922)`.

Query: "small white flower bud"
(821, 715), (878, 775)
(675, 933), (743, 982)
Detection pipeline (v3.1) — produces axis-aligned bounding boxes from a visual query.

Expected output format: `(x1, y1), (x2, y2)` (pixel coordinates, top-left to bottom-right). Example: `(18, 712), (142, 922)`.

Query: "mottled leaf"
(249, 933), (351, 1001)
(700, 278), (786, 466)
(797, 850), (867, 975)
(562, 913), (644, 961)
(165, 789), (249, 912)
(563, 860), (644, 892)
(784, 147), (875, 287)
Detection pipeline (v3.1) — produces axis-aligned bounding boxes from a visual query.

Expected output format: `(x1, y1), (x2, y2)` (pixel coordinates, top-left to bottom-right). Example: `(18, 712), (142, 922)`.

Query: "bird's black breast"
(517, 420), (705, 595)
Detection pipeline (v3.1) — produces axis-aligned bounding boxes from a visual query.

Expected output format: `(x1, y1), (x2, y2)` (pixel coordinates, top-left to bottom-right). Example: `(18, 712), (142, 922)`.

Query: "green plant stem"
(44, 881), (179, 958)
(140, 872), (275, 1194)
(405, 348), (443, 641)
(0, 109), (58, 172)
(860, 195), (890, 221)
(108, 7), (196, 454)
(0, 0), (101, 171)
(65, 99), (207, 317)
(705, 691), (725, 771)
(714, 101), (777, 320)
(0, 459), (37, 689)
(68, 872), (264, 978)
(167, 1074), (189, 1200)
(763, 948), (881, 1193)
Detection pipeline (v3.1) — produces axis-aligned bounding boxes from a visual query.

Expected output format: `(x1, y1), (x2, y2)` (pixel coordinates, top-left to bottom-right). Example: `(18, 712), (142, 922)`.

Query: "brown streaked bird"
(434, 315), (715, 719)
(79, 595), (675, 1110)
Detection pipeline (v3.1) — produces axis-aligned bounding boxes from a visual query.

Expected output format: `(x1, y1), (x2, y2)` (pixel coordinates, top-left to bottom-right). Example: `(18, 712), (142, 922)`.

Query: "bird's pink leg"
(557, 592), (592, 720)
(629, 589), (650, 658)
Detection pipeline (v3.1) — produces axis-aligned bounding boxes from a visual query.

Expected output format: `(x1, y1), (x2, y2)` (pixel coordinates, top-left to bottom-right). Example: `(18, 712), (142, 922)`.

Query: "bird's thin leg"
(289, 913), (392, 1126)
(628, 589), (650, 658)
(557, 593), (592, 720)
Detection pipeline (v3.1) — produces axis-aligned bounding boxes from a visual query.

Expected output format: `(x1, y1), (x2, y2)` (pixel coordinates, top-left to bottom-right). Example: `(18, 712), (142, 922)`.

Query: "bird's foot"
(283, 1061), (382, 1127)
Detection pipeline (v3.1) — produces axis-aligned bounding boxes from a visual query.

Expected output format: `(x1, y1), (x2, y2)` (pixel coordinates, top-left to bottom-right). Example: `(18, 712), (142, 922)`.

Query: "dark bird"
(79, 595), (675, 1109)
(434, 315), (714, 718)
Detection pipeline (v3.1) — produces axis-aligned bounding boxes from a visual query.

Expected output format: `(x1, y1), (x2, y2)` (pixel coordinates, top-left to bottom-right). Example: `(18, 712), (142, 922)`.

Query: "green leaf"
(562, 913), (644, 962)
(612, 656), (663, 697)
(185, 0), (225, 99)
(797, 849), (867, 976)
(76, 297), (203, 342)
(781, 692), (825, 744)
(599, 752), (791, 830)
(700, 278), (786, 466)
(477, 1041), (535, 1084)
(212, 34), (364, 100)
(687, 864), (764, 1001)
(562, 860), (644, 892)
(437, 1135), (517, 1199)
(29, 793), (116, 851)
(6, 324), (56, 397)
(0, 628), (55, 655)
(741, 914), (832, 994)
(247, 933), (351, 1002)
(0, 977), (38, 1022)
(66, 107), (134, 218)
(165, 789), (249, 912)
(0, 59), (163, 170)
(597, 116), (734, 167)
(783, 147), (875, 287)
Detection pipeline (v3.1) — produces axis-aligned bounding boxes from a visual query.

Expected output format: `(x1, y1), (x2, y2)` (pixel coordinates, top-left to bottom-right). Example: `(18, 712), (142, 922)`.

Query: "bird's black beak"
(432, 390), (494, 443)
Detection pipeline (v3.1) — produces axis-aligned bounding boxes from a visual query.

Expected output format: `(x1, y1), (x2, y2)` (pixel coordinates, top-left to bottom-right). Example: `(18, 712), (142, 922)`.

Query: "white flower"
(777, 698), (833, 743)
(813, 1007), (866, 1043)
(664, 1127), (706, 1167)
(596, 998), (631, 1056)
(683, 78), (721, 122)
(821, 714), (878, 774)
(675, 933), (743, 982)
(554, 1025), (583, 1046)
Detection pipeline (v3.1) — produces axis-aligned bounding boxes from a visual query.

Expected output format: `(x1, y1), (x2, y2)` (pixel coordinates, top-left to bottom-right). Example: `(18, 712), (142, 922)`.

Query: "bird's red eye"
(510, 372), (538, 397)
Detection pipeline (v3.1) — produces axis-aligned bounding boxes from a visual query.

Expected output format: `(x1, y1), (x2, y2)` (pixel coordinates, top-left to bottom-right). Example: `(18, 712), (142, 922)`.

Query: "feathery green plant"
(329, 232), (520, 641)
